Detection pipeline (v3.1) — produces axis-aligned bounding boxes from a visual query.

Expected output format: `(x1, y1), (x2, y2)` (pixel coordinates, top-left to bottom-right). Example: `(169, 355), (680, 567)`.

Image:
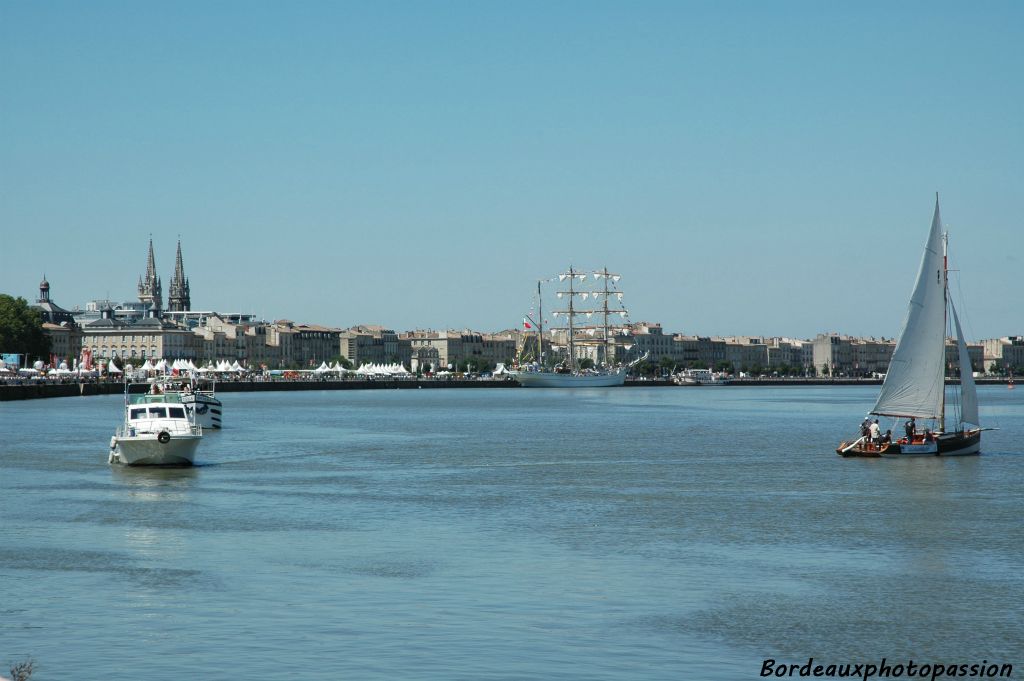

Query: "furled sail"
(872, 198), (947, 419)
(950, 300), (980, 427)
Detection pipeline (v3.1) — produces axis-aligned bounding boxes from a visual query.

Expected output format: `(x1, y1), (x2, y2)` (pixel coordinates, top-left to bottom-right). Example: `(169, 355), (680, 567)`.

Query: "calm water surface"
(2, 386), (1022, 679)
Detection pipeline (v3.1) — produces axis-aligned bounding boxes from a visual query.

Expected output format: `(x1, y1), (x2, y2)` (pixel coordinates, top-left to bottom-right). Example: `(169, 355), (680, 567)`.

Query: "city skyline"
(2, 3), (1022, 339)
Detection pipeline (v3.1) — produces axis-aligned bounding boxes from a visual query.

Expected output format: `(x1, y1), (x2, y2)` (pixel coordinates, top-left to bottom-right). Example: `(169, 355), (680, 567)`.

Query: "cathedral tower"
(137, 238), (163, 311)
(168, 239), (191, 312)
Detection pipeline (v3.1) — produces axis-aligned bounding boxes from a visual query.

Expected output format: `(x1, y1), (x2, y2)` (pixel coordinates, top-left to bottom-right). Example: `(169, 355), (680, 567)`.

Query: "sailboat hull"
(881, 430), (981, 457)
(837, 430), (981, 457)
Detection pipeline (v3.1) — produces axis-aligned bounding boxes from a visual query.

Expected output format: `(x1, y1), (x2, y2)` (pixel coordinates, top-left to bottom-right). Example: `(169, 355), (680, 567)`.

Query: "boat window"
(168, 407), (186, 419)
(149, 407), (168, 418)
(130, 408), (146, 420)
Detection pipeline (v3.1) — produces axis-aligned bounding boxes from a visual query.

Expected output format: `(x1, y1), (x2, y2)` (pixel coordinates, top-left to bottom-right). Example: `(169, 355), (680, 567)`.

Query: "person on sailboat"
(861, 417), (871, 441)
(881, 430), (892, 446)
(869, 419), (881, 444)
(904, 417), (916, 443)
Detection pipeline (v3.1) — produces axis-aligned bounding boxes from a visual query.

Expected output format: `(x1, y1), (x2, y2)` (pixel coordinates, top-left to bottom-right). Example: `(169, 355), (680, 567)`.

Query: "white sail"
(872, 198), (947, 419)
(950, 300), (980, 427)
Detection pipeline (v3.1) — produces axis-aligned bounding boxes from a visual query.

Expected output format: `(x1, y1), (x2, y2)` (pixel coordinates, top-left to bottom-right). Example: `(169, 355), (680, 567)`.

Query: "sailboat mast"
(941, 227), (948, 433)
(537, 279), (543, 366)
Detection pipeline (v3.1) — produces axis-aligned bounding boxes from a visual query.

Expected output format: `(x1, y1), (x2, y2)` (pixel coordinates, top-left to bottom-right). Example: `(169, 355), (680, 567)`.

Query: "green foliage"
(329, 355), (353, 369)
(632, 359), (658, 377)
(0, 294), (50, 364)
(578, 357), (595, 370)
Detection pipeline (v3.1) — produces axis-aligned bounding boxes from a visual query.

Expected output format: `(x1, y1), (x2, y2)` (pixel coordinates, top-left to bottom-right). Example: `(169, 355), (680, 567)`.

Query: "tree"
(658, 356), (675, 375)
(0, 294), (50, 365)
(329, 355), (353, 370)
(578, 357), (595, 370)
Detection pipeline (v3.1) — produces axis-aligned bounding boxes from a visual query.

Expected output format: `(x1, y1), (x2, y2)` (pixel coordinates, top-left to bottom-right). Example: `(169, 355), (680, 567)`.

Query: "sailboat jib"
(951, 300), (980, 428)
(870, 198), (947, 420)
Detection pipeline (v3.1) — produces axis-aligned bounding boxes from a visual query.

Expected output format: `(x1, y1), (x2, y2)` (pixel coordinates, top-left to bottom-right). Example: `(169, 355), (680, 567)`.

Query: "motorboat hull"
(512, 369), (627, 388)
(110, 433), (201, 466)
(181, 392), (223, 429)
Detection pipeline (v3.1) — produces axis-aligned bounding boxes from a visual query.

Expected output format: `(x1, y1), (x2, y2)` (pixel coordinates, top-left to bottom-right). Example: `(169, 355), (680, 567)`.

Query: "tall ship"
(837, 196), (984, 457)
(512, 267), (642, 388)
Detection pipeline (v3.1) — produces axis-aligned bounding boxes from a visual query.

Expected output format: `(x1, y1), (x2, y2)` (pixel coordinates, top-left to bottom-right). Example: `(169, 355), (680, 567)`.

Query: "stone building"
(399, 330), (512, 371)
(340, 325), (399, 367)
(670, 335), (727, 369)
(33, 276), (81, 364)
(720, 336), (770, 373)
(981, 336), (1024, 373)
(81, 304), (196, 362)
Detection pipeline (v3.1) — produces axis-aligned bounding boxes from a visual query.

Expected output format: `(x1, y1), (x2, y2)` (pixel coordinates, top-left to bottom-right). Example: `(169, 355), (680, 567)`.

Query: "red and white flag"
(523, 317), (533, 330)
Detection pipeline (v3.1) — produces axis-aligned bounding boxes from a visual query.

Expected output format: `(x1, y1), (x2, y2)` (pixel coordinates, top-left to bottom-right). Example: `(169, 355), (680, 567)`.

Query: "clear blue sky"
(2, 1), (1021, 340)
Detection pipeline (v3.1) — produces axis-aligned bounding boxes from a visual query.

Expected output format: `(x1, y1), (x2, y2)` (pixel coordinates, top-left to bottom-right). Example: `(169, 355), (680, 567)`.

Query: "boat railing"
(129, 393), (185, 405)
(116, 421), (202, 438)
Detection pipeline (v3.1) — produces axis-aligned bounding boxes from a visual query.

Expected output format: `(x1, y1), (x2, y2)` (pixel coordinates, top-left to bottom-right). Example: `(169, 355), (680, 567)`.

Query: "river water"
(1, 386), (1022, 680)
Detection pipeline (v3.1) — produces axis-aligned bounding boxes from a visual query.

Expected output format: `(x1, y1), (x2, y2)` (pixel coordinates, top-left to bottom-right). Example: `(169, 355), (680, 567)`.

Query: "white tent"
(314, 361), (331, 373)
(140, 359), (156, 372)
(107, 362), (123, 374)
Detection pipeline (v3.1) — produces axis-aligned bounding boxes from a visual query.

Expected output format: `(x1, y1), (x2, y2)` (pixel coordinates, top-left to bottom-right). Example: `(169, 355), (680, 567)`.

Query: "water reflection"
(109, 464), (199, 507)
(110, 464), (199, 486)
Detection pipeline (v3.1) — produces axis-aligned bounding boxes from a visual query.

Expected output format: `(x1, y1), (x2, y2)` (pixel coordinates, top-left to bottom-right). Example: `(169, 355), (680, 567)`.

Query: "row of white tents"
(3, 357), (417, 379)
(313, 361), (411, 377)
(135, 359), (248, 374)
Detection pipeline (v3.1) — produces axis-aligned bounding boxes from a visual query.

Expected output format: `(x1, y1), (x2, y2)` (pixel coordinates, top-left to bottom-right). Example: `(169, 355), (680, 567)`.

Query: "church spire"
(168, 239), (191, 312)
(137, 238), (162, 310)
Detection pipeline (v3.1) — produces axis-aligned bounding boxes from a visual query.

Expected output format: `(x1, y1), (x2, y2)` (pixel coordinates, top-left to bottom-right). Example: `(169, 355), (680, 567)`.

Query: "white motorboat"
(674, 368), (732, 386)
(151, 376), (223, 429)
(109, 389), (203, 466)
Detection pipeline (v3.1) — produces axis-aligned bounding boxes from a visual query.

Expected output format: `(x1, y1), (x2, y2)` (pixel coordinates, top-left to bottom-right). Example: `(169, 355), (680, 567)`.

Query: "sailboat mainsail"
(871, 198), (947, 420)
